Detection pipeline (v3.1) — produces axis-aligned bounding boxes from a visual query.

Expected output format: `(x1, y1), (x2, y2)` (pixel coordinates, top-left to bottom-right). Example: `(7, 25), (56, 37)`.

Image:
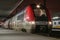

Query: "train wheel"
(35, 25), (40, 33)
(39, 26), (47, 33)
(47, 30), (52, 36)
(21, 28), (26, 32)
(47, 27), (52, 36)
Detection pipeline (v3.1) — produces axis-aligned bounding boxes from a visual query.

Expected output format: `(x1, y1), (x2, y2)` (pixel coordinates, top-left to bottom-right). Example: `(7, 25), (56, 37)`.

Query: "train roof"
(52, 17), (60, 21)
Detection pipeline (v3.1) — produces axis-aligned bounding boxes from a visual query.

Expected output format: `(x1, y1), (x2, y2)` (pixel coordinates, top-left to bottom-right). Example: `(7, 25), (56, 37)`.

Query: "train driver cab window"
(54, 22), (56, 25)
(34, 8), (46, 17)
(17, 12), (24, 20)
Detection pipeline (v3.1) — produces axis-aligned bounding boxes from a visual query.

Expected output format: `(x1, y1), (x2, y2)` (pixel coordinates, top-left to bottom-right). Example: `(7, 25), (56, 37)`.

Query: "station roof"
(0, 0), (60, 21)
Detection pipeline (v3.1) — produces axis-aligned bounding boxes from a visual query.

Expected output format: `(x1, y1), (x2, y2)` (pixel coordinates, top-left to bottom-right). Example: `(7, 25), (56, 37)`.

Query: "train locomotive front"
(22, 4), (52, 33)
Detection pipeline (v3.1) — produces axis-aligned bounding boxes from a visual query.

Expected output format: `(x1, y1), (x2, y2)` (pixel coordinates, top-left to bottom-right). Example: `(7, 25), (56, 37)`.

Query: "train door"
(8, 18), (12, 29)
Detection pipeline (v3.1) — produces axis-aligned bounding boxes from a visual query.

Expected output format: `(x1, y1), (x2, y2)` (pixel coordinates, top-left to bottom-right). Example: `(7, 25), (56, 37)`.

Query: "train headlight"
(48, 21), (52, 25)
(31, 21), (35, 24)
(36, 5), (40, 8)
(29, 21), (35, 24)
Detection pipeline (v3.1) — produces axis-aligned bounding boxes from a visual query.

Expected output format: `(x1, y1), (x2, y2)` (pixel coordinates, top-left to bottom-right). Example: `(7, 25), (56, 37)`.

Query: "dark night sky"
(46, 0), (60, 17)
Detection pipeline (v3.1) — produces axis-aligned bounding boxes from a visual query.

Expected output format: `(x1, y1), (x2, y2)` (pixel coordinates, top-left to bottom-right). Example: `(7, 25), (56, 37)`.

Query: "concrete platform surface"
(0, 28), (60, 40)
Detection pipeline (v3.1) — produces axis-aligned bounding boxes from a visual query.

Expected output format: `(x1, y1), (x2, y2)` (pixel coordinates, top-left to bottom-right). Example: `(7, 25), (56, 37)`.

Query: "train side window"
(17, 13), (24, 20)
(54, 22), (56, 25)
(58, 22), (60, 24)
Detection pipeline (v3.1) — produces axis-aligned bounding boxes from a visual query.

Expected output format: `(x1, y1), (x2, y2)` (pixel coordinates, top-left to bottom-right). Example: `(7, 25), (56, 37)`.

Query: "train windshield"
(34, 9), (46, 16)
(33, 5), (48, 21)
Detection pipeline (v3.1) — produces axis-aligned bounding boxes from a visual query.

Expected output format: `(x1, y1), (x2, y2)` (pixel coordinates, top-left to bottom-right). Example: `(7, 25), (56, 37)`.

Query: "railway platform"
(0, 28), (60, 40)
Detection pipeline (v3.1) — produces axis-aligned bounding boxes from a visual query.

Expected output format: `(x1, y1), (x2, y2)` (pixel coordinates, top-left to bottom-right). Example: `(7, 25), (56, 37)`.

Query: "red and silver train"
(3, 4), (52, 34)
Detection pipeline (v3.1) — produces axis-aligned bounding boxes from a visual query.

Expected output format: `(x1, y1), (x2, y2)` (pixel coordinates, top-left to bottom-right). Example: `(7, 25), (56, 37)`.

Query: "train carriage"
(9, 4), (52, 33)
(23, 4), (52, 33)
(52, 17), (60, 31)
(3, 4), (52, 34)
